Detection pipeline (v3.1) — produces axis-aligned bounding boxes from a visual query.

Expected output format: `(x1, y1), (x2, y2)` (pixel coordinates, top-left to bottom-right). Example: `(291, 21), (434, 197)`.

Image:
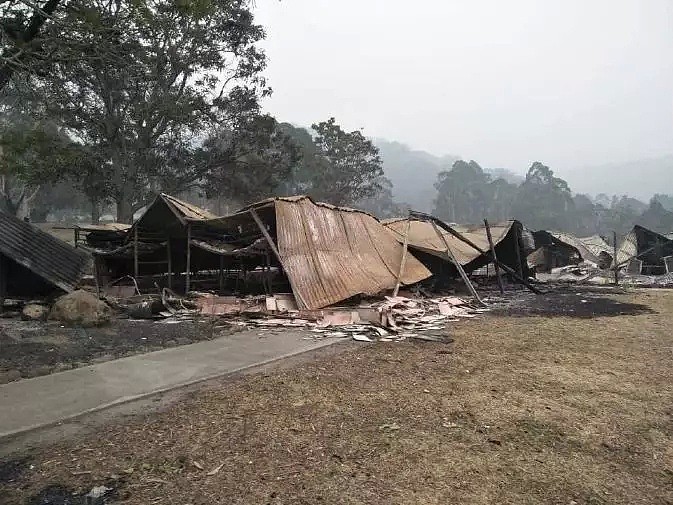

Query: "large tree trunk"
(91, 199), (100, 224)
(116, 199), (133, 224)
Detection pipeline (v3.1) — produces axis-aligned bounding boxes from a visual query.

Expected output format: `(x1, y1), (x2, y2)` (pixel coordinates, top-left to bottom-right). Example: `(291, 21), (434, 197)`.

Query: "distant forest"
(11, 126), (673, 239)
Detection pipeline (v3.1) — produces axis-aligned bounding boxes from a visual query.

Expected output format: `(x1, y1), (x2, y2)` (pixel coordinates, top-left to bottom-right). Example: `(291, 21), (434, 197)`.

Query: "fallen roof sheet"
(615, 225), (673, 267)
(384, 218), (515, 266)
(549, 232), (612, 265)
(204, 196), (432, 310)
(273, 198), (431, 309)
(0, 211), (91, 292)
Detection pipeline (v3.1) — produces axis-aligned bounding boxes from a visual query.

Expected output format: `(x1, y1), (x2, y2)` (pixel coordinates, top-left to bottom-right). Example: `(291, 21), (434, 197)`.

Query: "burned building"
(615, 225), (673, 275)
(0, 212), (91, 303)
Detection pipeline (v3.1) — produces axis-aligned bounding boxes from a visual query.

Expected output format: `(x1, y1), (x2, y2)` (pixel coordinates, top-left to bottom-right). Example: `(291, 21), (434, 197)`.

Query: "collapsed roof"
(383, 218), (527, 273)
(0, 211), (91, 295)
(615, 225), (673, 274)
(205, 196), (432, 310)
(548, 232), (612, 266)
(131, 193), (217, 238)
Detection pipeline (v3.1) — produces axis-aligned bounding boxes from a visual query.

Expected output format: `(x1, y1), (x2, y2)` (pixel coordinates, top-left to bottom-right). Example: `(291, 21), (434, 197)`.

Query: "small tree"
(0, 118), (79, 217)
(199, 114), (301, 211)
(309, 117), (383, 206)
(33, 0), (269, 222)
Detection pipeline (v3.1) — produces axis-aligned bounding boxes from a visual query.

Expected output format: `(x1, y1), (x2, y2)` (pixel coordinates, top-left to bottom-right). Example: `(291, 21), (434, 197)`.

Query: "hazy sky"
(254, 0), (673, 176)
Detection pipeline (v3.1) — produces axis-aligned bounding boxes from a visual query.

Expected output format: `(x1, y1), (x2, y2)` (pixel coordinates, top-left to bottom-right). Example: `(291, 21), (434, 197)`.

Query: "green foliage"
(279, 119), (384, 207)
(199, 115), (301, 205)
(511, 162), (574, 230)
(28, 0), (268, 222)
(0, 117), (83, 215)
(302, 118), (383, 206)
(434, 160), (492, 223)
(356, 176), (405, 218)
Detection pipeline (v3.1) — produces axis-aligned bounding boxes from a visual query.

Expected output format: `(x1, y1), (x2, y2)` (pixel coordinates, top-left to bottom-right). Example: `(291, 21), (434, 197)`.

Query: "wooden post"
(0, 254), (7, 312)
(250, 208), (307, 309)
(430, 221), (485, 306)
(410, 210), (542, 294)
(392, 216), (412, 297)
(613, 230), (619, 285)
(484, 219), (504, 294)
(185, 224), (192, 293)
(133, 226), (139, 280)
(93, 256), (101, 299)
(513, 225), (523, 278)
(219, 255), (224, 294)
(167, 237), (173, 289)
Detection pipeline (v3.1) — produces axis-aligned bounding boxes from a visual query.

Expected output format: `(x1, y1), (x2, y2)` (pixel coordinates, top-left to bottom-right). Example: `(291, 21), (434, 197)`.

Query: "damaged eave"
(0, 212), (91, 293)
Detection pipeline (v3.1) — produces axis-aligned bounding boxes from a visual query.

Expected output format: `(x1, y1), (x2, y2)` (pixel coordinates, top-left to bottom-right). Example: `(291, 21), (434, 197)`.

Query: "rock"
(176, 337), (192, 346)
(50, 290), (112, 327)
(164, 339), (178, 347)
(0, 369), (22, 384)
(21, 303), (49, 321)
(34, 365), (53, 377)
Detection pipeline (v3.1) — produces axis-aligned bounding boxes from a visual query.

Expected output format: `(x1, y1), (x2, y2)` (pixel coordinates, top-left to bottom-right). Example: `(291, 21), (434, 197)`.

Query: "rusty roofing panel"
(0, 212), (91, 292)
(161, 193), (217, 221)
(385, 219), (514, 266)
(274, 199), (431, 310)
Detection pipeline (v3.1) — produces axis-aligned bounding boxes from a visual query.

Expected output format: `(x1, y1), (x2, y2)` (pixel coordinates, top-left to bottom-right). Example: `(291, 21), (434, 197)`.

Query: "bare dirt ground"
(2, 288), (673, 504)
(0, 318), (236, 381)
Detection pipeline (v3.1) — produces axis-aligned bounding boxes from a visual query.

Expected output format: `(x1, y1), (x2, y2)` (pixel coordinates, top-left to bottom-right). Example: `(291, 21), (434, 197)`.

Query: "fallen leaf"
(207, 463), (225, 476)
(192, 461), (204, 470)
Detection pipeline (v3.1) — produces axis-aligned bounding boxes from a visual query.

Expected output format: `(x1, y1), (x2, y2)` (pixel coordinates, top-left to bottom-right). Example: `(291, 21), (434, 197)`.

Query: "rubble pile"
(215, 295), (484, 343)
(106, 289), (487, 343)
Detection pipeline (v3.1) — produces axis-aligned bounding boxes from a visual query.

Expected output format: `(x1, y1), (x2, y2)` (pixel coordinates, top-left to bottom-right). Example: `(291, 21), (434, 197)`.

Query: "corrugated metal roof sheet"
(549, 232), (612, 265)
(384, 218), (514, 266)
(0, 212), (91, 292)
(161, 193), (217, 221)
(54, 223), (131, 232)
(274, 199), (431, 309)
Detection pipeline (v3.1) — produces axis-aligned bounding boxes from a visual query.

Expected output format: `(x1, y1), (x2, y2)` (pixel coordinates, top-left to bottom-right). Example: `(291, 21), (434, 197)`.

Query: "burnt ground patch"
(0, 318), (239, 382)
(489, 287), (656, 318)
(0, 456), (31, 484)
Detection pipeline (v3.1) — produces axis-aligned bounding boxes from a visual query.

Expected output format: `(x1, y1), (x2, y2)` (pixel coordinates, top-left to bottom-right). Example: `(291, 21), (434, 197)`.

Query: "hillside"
(565, 155), (673, 202)
(374, 140), (523, 212)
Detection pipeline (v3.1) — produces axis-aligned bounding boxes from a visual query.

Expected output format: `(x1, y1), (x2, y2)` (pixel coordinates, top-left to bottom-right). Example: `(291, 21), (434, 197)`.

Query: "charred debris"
(0, 193), (670, 334)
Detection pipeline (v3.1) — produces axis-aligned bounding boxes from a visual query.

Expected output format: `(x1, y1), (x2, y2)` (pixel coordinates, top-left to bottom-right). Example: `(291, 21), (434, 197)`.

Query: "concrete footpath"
(0, 330), (341, 439)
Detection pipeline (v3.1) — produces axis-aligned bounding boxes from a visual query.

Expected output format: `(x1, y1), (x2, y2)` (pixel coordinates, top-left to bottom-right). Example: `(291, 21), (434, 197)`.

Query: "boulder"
(21, 303), (49, 321)
(0, 369), (22, 384)
(50, 290), (112, 327)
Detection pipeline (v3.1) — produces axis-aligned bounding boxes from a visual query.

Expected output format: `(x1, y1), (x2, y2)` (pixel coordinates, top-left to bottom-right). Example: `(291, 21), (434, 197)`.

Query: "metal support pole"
(430, 221), (485, 306)
(186, 223), (192, 293)
(513, 225), (523, 278)
(0, 254), (7, 313)
(410, 210), (542, 294)
(484, 219), (504, 294)
(393, 216), (412, 297)
(133, 226), (139, 280)
(219, 255), (224, 294)
(613, 230), (619, 285)
(167, 237), (172, 289)
(250, 208), (306, 309)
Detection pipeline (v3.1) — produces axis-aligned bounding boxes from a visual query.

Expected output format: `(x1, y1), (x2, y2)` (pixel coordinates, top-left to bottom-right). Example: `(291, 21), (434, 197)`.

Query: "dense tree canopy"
(12, 0), (270, 222)
(433, 159), (672, 236)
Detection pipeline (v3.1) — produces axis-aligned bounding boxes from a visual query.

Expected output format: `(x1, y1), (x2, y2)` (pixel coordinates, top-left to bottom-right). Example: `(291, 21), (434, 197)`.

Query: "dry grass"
(2, 290), (673, 504)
